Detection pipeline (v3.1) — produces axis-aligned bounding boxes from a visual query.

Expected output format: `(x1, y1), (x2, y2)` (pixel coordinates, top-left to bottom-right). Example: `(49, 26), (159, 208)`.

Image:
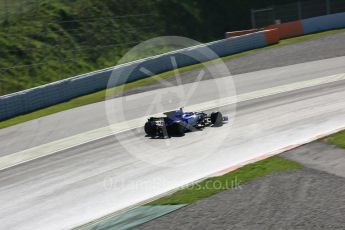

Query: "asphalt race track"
(1, 56), (345, 229)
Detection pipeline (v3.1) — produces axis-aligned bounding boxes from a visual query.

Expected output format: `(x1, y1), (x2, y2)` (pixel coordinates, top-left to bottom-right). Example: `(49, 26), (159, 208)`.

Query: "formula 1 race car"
(144, 108), (228, 138)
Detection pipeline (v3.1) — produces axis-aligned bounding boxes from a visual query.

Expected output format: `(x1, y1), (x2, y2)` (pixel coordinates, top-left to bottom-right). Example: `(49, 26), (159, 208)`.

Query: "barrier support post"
(326, 0), (331, 14)
(251, 9), (256, 28)
(297, 1), (302, 19)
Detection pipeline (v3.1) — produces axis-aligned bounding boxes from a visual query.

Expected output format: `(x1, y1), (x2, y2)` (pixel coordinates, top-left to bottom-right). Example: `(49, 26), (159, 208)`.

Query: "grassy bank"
(324, 130), (345, 149)
(1, 28), (344, 129)
(1, 0), (305, 96)
(149, 156), (302, 205)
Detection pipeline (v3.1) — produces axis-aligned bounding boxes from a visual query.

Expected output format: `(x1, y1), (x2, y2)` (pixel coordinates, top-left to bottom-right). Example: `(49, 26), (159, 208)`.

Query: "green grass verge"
(149, 156), (302, 205)
(324, 130), (345, 149)
(1, 28), (345, 129)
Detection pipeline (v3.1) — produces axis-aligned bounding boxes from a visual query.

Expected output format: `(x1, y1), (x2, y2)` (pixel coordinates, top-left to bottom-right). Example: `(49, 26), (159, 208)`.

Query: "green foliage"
(0, 0), (162, 94)
(0, 0), (300, 95)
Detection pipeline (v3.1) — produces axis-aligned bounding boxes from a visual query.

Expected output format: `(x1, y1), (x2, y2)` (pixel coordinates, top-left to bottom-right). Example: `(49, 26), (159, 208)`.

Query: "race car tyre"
(211, 112), (223, 126)
(170, 122), (185, 136)
(144, 122), (156, 136)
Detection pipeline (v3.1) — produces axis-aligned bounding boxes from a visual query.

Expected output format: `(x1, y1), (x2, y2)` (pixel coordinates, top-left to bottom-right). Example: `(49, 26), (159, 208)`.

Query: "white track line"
(1, 73), (345, 171)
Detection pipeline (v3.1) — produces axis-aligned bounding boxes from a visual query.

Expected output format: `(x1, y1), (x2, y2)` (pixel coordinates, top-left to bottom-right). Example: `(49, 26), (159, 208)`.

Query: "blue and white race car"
(144, 108), (228, 138)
